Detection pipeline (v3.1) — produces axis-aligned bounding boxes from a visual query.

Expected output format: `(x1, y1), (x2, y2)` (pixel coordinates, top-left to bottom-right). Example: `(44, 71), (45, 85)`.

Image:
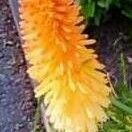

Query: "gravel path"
(0, 1), (34, 132)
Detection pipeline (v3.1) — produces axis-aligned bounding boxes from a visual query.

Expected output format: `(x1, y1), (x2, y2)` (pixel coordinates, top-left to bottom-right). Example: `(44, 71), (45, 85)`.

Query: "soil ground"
(0, 1), (34, 132)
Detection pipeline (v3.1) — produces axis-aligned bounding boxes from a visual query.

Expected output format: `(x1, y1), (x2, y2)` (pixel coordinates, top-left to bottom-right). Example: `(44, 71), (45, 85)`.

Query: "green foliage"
(78, 0), (113, 25)
(114, 0), (132, 19)
(77, 0), (132, 25)
(100, 84), (132, 132)
(100, 53), (132, 132)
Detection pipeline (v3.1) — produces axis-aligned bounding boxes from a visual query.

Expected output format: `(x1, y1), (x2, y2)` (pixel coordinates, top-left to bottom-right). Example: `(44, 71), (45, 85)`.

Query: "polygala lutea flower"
(19, 0), (111, 132)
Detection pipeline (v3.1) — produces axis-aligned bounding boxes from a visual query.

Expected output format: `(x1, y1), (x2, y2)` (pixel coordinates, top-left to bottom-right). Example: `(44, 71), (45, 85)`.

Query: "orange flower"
(19, 0), (111, 132)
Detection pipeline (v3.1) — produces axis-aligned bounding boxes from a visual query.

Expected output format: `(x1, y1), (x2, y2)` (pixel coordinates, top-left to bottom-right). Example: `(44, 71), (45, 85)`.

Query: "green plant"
(77, 0), (132, 25)
(114, 0), (132, 19)
(78, 0), (113, 25)
(100, 84), (132, 132)
(100, 53), (132, 132)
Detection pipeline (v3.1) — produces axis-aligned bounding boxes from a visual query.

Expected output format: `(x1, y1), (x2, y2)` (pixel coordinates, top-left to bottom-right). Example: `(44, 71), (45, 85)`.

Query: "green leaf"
(122, 10), (132, 19)
(87, 1), (96, 17)
(111, 97), (132, 115)
(97, 0), (107, 8)
(97, 0), (111, 8)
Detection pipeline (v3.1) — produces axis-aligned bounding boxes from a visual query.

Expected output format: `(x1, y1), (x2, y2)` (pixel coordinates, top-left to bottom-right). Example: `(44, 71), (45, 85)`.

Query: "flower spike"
(19, 0), (111, 132)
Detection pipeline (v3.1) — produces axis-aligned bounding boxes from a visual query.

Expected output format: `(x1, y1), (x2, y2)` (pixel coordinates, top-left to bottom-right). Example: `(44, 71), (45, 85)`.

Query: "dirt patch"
(87, 12), (132, 85)
(0, 1), (35, 132)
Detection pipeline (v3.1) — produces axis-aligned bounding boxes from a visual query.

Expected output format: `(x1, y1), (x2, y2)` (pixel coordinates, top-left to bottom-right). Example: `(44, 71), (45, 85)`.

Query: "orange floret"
(19, 0), (111, 132)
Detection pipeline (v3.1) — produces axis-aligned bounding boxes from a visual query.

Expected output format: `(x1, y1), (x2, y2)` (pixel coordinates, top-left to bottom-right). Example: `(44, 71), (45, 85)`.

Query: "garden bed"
(0, 1), (131, 132)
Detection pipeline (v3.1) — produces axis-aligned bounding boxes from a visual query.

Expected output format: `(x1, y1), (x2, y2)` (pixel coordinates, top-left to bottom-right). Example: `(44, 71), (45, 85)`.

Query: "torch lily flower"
(19, 0), (111, 132)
